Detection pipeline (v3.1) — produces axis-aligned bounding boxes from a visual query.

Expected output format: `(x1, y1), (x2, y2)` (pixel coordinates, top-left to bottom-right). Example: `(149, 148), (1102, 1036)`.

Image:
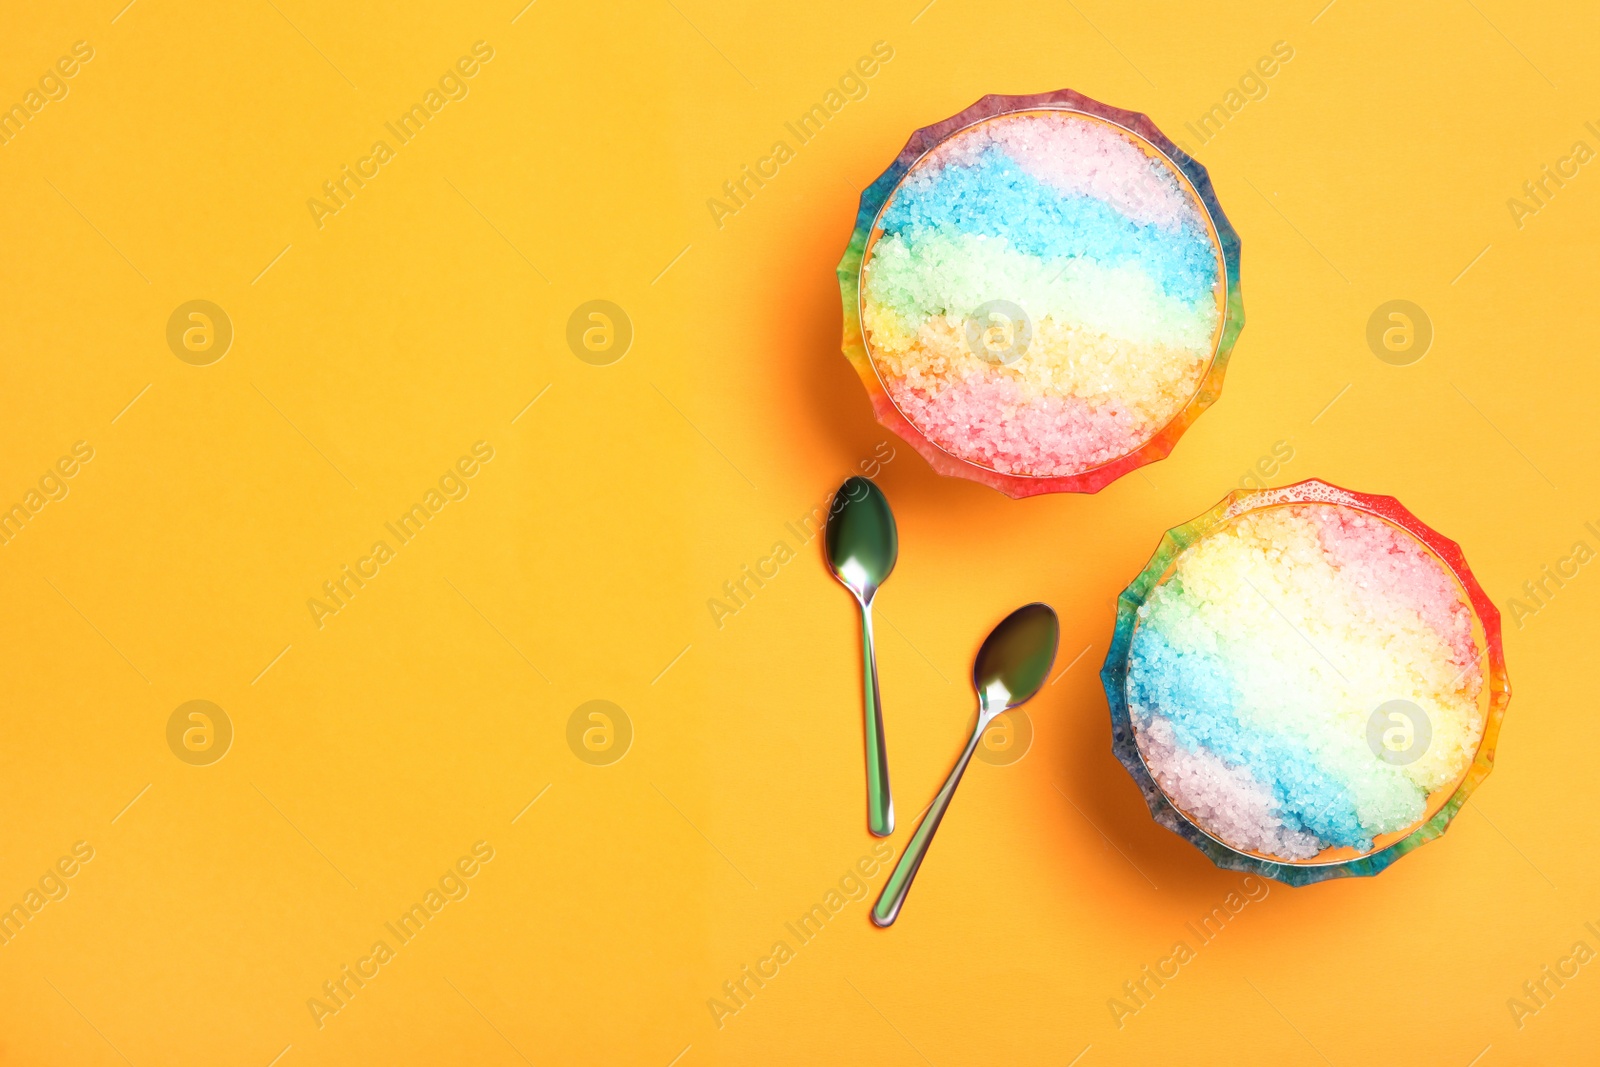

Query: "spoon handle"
(872, 719), (983, 927)
(860, 601), (894, 837)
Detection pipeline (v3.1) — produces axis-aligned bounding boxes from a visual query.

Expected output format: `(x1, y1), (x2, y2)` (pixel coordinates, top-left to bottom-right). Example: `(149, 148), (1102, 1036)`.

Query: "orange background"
(1, 1), (1595, 1064)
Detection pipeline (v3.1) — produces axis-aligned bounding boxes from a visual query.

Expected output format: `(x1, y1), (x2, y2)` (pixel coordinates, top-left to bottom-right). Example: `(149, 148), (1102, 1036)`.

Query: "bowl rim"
(835, 88), (1245, 498)
(1098, 478), (1512, 885)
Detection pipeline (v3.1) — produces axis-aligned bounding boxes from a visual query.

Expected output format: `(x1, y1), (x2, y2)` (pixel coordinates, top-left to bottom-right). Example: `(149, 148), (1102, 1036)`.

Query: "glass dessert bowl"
(837, 89), (1244, 497)
(1101, 480), (1511, 884)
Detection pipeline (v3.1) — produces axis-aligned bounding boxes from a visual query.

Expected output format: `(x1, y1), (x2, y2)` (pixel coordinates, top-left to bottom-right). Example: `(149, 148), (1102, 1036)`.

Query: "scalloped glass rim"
(835, 88), (1245, 498)
(1098, 478), (1512, 886)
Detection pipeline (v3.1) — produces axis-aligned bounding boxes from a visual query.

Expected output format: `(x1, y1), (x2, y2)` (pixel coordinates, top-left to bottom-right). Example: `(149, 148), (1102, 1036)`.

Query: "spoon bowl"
(825, 477), (897, 602)
(974, 602), (1060, 715)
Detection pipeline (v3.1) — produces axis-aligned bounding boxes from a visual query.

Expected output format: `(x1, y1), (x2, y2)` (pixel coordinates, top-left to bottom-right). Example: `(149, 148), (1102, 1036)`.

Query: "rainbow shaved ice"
(1126, 503), (1487, 861)
(861, 110), (1224, 477)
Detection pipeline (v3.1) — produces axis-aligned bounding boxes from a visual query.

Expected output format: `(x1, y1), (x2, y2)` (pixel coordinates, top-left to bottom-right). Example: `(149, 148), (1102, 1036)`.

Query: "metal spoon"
(872, 602), (1059, 927)
(825, 476), (898, 837)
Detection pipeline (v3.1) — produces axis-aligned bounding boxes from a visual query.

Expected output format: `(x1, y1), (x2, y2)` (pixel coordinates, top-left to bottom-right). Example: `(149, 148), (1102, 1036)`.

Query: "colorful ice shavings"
(859, 109), (1225, 478)
(1125, 502), (1488, 862)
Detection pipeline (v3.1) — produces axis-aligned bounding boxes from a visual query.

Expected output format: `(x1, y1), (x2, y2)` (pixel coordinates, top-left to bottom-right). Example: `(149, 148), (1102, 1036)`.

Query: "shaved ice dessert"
(840, 91), (1242, 495)
(1103, 481), (1510, 883)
